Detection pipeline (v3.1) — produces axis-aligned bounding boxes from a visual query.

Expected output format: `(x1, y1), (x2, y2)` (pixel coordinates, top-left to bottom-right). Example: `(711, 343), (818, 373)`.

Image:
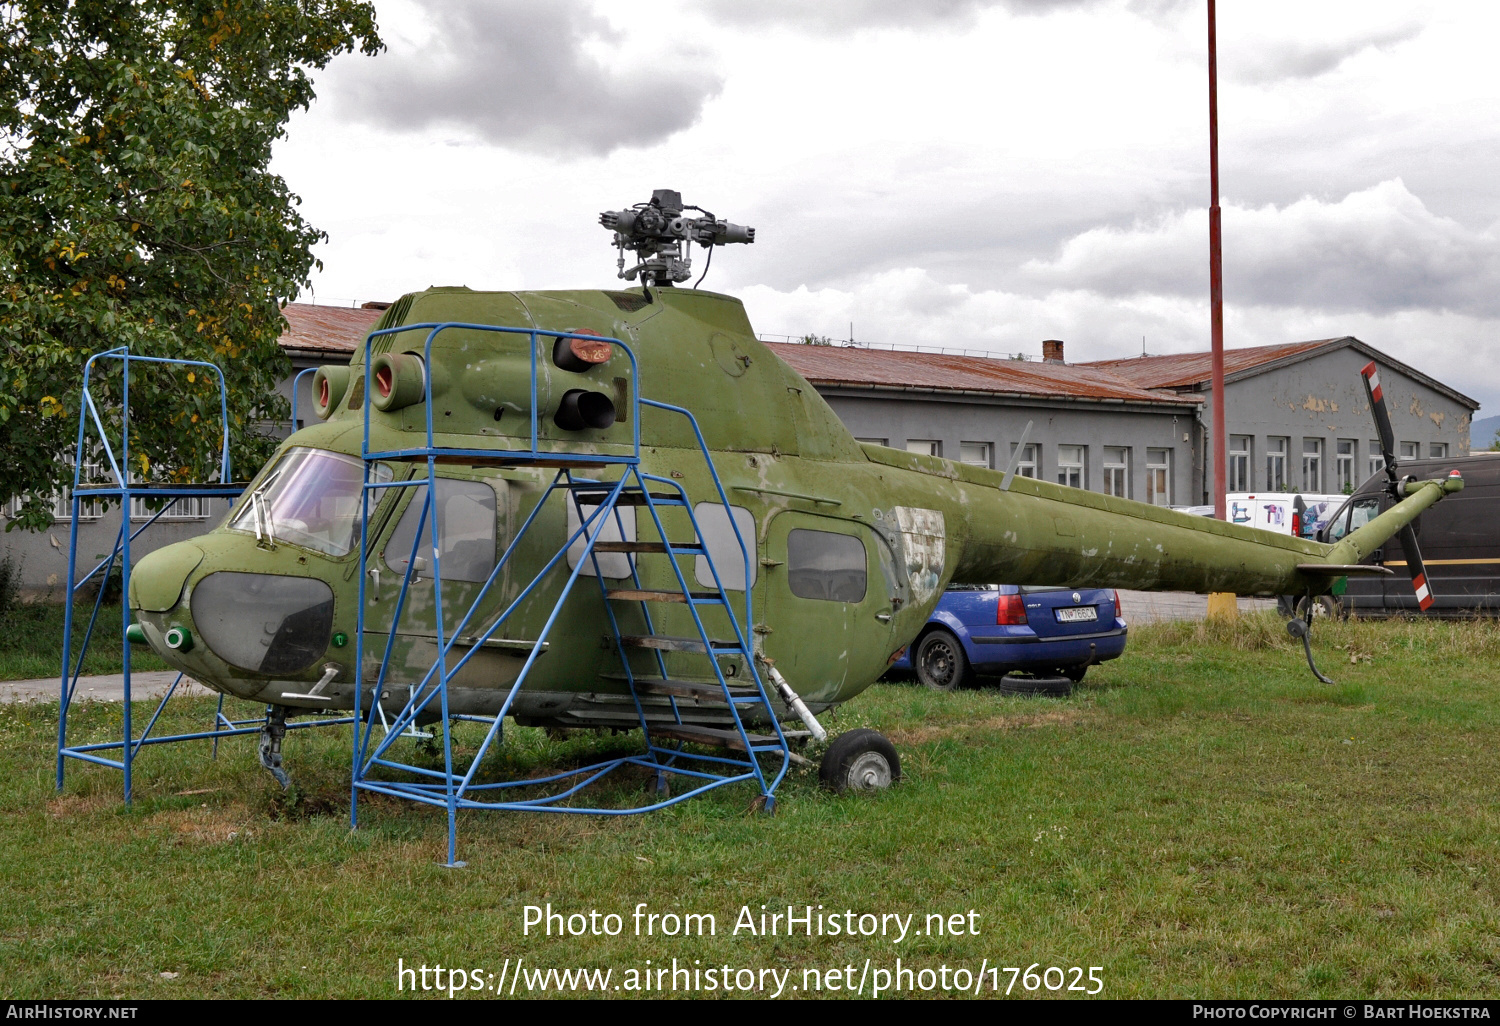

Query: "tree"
(0, 1), (380, 531)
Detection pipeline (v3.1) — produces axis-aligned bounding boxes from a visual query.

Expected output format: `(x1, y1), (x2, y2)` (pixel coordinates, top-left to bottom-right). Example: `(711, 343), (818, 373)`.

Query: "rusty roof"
(279, 303), (383, 356)
(1085, 336), (1479, 409)
(1081, 339), (1340, 389)
(769, 342), (1201, 407)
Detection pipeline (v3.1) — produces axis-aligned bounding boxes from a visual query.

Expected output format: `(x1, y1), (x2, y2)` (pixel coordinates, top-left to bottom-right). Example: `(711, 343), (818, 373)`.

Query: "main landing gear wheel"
(819, 729), (901, 793)
(915, 629), (971, 691)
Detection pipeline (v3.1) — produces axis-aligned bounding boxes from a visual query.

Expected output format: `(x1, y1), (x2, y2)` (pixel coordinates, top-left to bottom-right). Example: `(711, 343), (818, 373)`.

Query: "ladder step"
(619, 635), (743, 654)
(593, 541), (703, 554)
(576, 492), (684, 506)
(607, 589), (723, 604)
(633, 679), (759, 703)
(650, 724), (780, 752)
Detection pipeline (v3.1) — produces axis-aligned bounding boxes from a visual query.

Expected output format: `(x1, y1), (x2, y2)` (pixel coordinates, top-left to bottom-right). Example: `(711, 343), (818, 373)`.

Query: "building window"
(1429, 442), (1448, 458)
(1009, 442), (1038, 479)
(1146, 449), (1171, 506)
(855, 437), (889, 447)
(1056, 445), (1085, 489)
(1301, 439), (1322, 493)
(959, 442), (992, 468)
(1335, 439), (1356, 492)
(1369, 441), (1384, 478)
(1265, 437), (1288, 491)
(906, 439), (941, 457)
(1399, 441), (1418, 461)
(1102, 447), (1129, 498)
(1228, 436), (1251, 492)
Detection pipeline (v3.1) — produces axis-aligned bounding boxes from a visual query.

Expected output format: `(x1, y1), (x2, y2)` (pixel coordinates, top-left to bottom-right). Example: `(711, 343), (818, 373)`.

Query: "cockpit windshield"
(228, 447), (390, 557)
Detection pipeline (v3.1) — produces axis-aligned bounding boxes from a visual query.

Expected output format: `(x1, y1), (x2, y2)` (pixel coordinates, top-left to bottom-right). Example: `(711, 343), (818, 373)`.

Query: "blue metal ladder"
(55, 347), (351, 801)
(349, 323), (792, 866)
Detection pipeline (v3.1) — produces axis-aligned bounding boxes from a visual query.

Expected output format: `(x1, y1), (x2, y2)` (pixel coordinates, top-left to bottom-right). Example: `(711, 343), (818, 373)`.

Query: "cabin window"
(693, 503), (757, 591)
(787, 529), (867, 603)
(385, 478), (497, 583)
(566, 502), (636, 579)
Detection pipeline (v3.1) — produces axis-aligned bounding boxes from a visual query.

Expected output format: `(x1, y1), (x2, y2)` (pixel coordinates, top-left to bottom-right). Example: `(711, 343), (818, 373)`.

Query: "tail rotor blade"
(1397, 523), (1434, 611)
(1360, 361), (1398, 483)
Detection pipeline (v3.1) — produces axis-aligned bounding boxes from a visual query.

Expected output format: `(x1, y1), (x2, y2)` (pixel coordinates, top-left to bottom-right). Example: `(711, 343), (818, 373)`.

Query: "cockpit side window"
(384, 478), (497, 583)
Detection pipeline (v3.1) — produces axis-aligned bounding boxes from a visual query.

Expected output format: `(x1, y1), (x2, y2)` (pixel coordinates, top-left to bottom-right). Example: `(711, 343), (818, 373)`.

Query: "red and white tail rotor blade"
(1360, 361), (1398, 480)
(1397, 524), (1435, 611)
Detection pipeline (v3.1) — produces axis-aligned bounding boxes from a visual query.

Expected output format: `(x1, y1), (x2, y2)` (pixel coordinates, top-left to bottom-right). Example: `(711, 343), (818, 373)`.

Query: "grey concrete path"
(1117, 590), (1278, 624)
(2, 670), (215, 704)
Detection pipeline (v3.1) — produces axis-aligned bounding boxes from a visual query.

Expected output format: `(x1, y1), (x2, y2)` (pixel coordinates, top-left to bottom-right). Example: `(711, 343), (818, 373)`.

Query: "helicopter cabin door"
(364, 472), (505, 690)
(758, 511), (898, 704)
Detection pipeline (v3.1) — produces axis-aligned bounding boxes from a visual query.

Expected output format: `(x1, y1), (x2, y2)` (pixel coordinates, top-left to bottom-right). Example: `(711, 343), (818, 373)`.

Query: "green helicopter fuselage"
(127, 286), (1457, 727)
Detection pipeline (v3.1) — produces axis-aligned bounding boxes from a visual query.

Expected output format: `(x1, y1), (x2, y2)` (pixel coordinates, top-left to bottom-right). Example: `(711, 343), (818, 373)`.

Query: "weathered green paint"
(128, 286), (1461, 730)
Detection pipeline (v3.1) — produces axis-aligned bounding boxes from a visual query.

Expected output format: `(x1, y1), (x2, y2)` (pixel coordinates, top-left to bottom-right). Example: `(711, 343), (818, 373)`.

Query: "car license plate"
(1056, 606), (1097, 623)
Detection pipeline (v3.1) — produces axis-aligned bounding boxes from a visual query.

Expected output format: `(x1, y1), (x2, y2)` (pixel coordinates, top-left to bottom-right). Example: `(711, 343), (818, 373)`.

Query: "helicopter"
(125, 189), (1460, 804)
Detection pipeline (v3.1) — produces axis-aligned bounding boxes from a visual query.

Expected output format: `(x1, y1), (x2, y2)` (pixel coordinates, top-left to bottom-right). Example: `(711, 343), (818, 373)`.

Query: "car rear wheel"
(1295, 595), (1344, 621)
(915, 629), (971, 691)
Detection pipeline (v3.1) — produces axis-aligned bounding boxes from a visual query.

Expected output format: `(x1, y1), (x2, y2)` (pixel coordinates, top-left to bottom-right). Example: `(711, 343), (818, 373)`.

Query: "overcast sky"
(274, 0), (1500, 419)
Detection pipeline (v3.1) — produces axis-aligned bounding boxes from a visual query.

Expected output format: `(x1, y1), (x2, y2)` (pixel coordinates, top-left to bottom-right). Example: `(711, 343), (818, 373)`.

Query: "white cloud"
(1022, 180), (1500, 317)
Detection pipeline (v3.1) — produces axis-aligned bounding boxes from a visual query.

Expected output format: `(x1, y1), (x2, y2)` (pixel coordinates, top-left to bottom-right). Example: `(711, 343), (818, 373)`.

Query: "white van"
(1224, 493), (1348, 538)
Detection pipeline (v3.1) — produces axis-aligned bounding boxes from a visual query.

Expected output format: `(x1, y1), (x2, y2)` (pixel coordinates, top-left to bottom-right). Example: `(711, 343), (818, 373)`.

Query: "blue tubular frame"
(349, 323), (790, 865)
(56, 348), (352, 803)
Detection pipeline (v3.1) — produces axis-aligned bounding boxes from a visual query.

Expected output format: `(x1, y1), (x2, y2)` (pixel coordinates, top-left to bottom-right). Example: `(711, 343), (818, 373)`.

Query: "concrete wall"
(818, 389), (1198, 504)
(1203, 346), (1475, 497)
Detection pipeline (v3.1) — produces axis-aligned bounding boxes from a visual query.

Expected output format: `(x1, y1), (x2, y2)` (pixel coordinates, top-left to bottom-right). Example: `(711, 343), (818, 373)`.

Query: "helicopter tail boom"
(941, 458), (1460, 597)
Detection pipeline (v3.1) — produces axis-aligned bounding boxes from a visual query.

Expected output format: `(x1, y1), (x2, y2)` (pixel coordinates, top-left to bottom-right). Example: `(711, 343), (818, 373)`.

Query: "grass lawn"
(2, 613), (1498, 999)
(0, 601), (167, 681)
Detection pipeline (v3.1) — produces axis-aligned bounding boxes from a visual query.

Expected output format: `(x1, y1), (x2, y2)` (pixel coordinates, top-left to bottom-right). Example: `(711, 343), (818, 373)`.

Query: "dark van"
(1310, 452), (1500, 617)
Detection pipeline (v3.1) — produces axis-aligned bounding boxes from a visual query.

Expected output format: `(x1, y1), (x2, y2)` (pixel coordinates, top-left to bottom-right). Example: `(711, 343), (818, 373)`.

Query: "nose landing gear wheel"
(915, 629), (970, 691)
(819, 728), (901, 793)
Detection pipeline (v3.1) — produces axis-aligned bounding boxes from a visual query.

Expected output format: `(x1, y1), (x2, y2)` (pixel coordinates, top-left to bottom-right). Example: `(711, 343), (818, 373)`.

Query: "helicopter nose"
(129, 542), (205, 614)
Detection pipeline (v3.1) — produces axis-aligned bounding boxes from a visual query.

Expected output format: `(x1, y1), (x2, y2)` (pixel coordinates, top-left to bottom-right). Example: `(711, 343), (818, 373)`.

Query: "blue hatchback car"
(892, 585), (1127, 691)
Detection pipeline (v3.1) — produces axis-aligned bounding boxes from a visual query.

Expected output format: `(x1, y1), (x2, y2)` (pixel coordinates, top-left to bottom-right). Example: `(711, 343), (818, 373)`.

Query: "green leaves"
(0, 1), (381, 530)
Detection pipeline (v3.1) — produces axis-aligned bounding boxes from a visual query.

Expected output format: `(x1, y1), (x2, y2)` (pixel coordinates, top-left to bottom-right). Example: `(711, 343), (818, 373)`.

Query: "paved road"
(2, 670), (215, 704)
(1117, 590), (1277, 624)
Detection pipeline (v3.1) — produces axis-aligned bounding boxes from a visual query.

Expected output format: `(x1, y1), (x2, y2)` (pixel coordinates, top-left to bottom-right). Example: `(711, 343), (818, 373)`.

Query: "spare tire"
(997, 673), (1073, 697)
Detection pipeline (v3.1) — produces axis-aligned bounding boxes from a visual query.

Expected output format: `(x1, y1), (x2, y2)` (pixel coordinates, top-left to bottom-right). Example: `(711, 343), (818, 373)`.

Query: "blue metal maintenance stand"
(349, 323), (793, 866)
(55, 348), (349, 801)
